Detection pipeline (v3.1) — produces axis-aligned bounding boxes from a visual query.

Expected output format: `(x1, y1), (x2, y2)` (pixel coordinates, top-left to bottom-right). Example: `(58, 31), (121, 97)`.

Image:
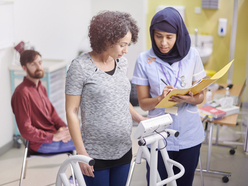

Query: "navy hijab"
(150, 7), (191, 63)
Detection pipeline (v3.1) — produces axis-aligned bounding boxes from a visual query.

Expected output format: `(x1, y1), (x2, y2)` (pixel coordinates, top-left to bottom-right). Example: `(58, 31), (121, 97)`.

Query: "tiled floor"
(0, 125), (248, 186)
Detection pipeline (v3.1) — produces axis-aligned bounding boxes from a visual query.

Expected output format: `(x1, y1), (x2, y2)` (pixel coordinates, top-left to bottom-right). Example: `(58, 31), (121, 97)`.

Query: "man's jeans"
(37, 140), (75, 153)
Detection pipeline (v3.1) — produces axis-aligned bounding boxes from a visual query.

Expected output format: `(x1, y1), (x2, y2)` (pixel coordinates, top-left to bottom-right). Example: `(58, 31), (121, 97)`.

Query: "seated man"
(11, 50), (75, 153)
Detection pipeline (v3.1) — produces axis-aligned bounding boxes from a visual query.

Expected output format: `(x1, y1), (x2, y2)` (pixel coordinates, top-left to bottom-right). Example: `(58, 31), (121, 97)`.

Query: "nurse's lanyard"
(160, 61), (181, 87)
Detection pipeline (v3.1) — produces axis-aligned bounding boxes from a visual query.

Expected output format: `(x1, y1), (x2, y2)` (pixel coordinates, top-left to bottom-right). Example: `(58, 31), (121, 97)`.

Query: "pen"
(160, 79), (168, 86)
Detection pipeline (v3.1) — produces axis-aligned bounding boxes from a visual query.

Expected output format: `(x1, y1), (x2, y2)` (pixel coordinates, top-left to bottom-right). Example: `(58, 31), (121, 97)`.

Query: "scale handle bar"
(165, 129), (179, 137)
(158, 159), (185, 186)
(138, 129), (179, 146)
(138, 131), (169, 146)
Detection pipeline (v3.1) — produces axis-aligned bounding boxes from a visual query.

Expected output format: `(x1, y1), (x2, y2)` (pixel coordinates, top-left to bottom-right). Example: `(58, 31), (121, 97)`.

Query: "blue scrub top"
(132, 47), (206, 151)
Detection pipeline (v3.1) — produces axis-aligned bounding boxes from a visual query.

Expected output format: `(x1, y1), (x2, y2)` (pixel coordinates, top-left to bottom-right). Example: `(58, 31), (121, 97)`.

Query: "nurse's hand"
(159, 85), (174, 101)
(169, 91), (194, 103)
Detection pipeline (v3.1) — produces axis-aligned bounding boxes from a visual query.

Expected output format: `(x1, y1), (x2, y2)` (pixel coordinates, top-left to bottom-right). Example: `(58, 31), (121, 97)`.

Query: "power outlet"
(195, 7), (201, 14)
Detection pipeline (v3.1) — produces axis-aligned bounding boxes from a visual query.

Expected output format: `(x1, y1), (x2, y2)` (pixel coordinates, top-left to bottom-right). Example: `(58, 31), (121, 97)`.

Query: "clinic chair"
(19, 140), (74, 186)
(56, 155), (95, 186)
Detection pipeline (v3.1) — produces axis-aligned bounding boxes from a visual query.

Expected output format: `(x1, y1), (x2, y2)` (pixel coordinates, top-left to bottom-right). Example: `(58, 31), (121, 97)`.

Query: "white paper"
(218, 97), (234, 108)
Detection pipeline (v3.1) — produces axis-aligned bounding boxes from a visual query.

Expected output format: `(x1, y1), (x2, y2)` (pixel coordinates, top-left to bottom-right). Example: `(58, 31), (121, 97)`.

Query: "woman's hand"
(78, 152), (95, 177)
(66, 94), (95, 177)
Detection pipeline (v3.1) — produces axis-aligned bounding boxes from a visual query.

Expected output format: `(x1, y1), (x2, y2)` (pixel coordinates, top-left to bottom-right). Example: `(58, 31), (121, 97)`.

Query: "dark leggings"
(84, 163), (130, 186)
(146, 144), (201, 186)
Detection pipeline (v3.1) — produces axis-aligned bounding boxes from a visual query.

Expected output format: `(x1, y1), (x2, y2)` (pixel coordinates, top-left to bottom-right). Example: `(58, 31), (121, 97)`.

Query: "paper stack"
(216, 106), (240, 116)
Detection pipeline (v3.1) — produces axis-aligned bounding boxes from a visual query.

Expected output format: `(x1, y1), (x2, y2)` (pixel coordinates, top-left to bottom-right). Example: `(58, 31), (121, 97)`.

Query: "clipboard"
(155, 60), (234, 108)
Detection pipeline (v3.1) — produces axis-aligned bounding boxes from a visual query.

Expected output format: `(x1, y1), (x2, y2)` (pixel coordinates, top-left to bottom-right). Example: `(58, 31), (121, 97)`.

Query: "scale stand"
(126, 115), (185, 186)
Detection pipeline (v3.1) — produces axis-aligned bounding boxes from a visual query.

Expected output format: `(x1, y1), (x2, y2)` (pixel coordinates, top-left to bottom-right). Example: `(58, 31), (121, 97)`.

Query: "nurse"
(132, 7), (206, 186)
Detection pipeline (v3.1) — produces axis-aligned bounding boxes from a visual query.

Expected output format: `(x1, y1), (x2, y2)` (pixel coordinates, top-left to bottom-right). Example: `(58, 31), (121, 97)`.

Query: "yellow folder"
(155, 60), (234, 108)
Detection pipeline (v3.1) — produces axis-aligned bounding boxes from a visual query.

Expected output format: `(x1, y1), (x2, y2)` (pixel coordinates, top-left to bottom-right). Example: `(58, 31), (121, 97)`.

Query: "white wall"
(0, 47), (15, 151)
(0, 2), (15, 152)
(14, 0), (92, 62)
(92, 0), (147, 80)
(0, 0), (92, 151)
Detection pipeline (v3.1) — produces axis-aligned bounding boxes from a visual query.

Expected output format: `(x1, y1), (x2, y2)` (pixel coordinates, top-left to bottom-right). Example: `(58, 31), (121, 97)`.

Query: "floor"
(0, 124), (248, 186)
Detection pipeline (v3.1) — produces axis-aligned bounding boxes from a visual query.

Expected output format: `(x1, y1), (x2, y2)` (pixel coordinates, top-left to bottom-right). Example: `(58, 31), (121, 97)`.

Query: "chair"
(56, 155), (95, 186)
(19, 140), (74, 186)
(130, 81), (139, 106)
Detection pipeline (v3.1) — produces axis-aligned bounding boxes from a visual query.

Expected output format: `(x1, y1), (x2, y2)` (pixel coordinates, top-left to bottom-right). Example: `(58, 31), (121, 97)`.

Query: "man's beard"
(27, 68), (44, 79)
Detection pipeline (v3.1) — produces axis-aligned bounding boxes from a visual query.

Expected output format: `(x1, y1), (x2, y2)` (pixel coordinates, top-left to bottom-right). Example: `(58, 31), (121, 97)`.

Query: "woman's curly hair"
(88, 11), (139, 54)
